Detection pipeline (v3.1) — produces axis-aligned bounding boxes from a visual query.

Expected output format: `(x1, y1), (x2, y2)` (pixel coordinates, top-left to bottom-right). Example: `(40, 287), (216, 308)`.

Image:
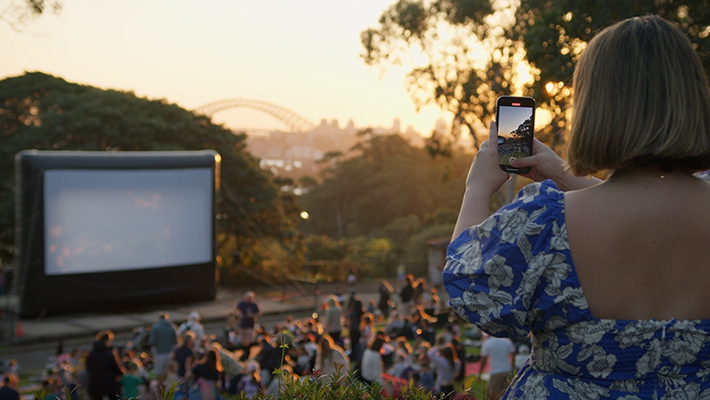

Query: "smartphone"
(496, 96), (535, 174)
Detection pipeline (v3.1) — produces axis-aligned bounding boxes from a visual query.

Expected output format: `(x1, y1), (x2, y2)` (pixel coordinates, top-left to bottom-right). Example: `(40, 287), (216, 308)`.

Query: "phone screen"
(497, 97), (535, 173)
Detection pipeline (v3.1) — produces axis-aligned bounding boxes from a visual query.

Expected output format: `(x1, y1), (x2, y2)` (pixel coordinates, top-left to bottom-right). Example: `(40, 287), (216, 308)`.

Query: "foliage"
(298, 133), (471, 272)
(361, 0), (522, 152)
(0, 72), (299, 279)
(362, 0), (710, 154)
(403, 223), (456, 275)
(299, 133), (470, 239)
(235, 369), (452, 400)
(0, 0), (62, 31)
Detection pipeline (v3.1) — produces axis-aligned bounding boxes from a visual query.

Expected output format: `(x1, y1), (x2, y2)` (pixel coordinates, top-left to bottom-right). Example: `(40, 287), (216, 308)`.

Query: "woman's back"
(566, 169), (710, 321)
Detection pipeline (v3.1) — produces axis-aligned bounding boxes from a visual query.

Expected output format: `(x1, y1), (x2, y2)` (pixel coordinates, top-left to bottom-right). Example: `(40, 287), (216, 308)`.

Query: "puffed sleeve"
(443, 180), (574, 339)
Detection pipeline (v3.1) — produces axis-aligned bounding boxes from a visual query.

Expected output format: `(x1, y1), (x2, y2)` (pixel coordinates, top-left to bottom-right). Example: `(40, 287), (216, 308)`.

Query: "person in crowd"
(176, 311), (206, 353)
(347, 268), (357, 290)
(173, 331), (196, 380)
(265, 364), (296, 396)
(346, 294), (365, 361)
(398, 274), (415, 318)
(377, 280), (393, 319)
(417, 362), (435, 392)
(443, 14), (710, 399)
(149, 312), (178, 377)
(119, 362), (143, 400)
(514, 344), (531, 372)
(237, 361), (264, 399)
(0, 374), (21, 400)
(236, 291), (261, 360)
(359, 337), (384, 386)
(427, 343), (460, 398)
(255, 333), (280, 387)
(39, 378), (61, 400)
(86, 330), (125, 400)
(359, 313), (375, 352)
(394, 336), (413, 363)
(478, 335), (515, 399)
(386, 354), (409, 379)
(191, 348), (222, 400)
(412, 278), (427, 308)
(314, 334), (349, 380)
(322, 295), (343, 344)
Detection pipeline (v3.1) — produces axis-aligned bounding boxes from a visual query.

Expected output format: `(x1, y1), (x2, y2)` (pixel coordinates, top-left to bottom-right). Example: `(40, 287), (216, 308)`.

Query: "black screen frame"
(14, 150), (219, 318)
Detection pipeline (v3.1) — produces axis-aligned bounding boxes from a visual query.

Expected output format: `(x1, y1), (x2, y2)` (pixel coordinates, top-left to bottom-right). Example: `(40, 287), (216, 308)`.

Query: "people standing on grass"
(176, 311), (206, 353)
(68, 276), (489, 398)
(398, 274), (415, 319)
(149, 312), (178, 378)
(427, 343), (461, 398)
(478, 335), (515, 400)
(191, 347), (223, 400)
(173, 331), (196, 380)
(314, 335), (350, 379)
(0, 374), (22, 400)
(86, 330), (124, 400)
(322, 295), (343, 344)
(236, 291), (261, 360)
(359, 337), (385, 386)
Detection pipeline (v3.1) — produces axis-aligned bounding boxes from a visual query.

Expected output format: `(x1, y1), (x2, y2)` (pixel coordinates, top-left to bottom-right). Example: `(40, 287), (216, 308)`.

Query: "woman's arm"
(452, 122), (511, 239)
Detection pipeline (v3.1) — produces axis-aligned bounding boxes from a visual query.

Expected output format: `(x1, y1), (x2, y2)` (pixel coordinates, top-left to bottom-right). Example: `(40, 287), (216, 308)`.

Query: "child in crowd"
(120, 362), (144, 400)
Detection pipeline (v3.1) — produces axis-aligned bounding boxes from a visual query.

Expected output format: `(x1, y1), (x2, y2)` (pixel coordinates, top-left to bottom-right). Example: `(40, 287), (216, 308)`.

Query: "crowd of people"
(0, 275), (531, 400)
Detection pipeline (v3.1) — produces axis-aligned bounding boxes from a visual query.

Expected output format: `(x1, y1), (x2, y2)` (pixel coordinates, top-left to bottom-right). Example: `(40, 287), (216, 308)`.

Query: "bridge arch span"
(194, 99), (316, 134)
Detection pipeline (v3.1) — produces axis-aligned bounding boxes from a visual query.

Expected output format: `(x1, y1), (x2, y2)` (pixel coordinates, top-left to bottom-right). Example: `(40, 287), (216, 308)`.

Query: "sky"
(497, 105), (533, 138)
(1, 0), (448, 136)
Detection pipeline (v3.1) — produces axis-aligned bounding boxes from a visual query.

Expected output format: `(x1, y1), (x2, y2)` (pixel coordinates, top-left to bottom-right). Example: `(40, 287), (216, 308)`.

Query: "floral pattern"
(444, 180), (710, 398)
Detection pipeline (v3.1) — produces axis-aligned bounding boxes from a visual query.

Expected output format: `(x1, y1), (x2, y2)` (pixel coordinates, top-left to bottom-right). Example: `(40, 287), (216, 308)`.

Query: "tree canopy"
(297, 131), (473, 274)
(0, 72), (298, 273)
(0, 0), (62, 31)
(362, 0), (710, 153)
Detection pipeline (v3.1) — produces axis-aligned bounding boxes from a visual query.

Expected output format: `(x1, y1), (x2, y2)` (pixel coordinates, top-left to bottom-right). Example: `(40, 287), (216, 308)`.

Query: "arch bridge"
(194, 99), (316, 134)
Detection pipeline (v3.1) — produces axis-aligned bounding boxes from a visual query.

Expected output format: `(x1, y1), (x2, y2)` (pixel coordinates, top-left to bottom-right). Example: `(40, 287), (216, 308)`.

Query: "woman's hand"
(509, 138), (601, 191)
(508, 138), (566, 183)
(451, 121), (509, 239)
(465, 121), (510, 195)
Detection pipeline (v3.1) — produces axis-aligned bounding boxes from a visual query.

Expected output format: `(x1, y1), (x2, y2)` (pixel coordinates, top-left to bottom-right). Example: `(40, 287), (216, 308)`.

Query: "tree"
(0, 0), (62, 31)
(298, 131), (471, 242)
(362, 0), (710, 153)
(361, 0), (524, 152)
(0, 72), (299, 280)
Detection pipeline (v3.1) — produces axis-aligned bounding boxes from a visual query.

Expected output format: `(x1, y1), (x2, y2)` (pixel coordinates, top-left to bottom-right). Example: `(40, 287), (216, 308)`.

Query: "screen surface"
(44, 168), (213, 275)
(497, 105), (534, 166)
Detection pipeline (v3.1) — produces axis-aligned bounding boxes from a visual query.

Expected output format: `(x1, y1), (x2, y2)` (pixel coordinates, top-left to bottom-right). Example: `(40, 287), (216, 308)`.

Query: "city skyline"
(0, 0), (449, 137)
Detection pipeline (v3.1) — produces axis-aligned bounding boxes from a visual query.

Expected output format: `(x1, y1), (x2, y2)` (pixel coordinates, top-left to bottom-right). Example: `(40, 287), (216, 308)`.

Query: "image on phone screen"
(498, 105), (534, 168)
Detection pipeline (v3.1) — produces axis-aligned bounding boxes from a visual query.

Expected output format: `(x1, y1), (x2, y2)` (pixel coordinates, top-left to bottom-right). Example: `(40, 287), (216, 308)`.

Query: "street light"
(300, 211), (310, 280)
(300, 211), (318, 312)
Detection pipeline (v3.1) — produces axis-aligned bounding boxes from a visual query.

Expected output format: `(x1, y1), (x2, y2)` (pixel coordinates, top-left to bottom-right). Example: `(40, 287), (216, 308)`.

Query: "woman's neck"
(607, 167), (693, 183)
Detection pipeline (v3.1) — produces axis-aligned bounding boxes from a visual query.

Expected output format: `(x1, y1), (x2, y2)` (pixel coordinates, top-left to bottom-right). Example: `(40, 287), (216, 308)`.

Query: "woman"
(322, 295), (343, 344)
(190, 348), (223, 400)
(359, 337), (385, 386)
(86, 330), (125, 400)
(427, 343), (460, 397)
(314, 335), (350, 380)
(236, 361), (264, 399)
(444, 15), (710, 398)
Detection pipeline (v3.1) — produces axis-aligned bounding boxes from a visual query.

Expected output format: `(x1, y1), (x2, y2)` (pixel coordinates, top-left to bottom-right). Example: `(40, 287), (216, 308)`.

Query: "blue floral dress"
(444, 179), (710, 399)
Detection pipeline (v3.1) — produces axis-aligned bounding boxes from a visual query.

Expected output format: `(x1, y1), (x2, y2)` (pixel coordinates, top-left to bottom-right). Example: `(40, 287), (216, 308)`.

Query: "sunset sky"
(1, 0), (448, 136)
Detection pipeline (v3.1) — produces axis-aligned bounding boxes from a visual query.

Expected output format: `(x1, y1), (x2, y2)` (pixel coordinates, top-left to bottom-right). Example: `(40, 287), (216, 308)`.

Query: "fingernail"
(509, 157), (517, 165)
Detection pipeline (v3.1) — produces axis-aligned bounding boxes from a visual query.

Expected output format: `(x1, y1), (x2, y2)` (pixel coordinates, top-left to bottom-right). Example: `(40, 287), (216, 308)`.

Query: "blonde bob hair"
(568, 15), (710, 176)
